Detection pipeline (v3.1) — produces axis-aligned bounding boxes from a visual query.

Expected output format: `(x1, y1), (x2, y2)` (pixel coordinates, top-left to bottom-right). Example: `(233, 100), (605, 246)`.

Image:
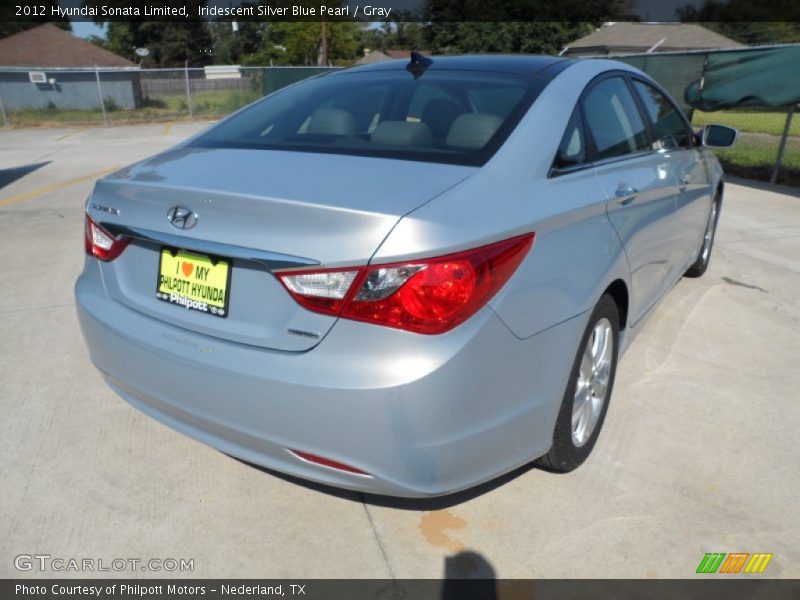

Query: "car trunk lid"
(88, 147), (476, 351)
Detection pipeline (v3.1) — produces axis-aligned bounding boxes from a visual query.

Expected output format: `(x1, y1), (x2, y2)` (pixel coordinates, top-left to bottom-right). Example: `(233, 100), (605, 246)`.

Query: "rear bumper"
(76, 258), (584, 497)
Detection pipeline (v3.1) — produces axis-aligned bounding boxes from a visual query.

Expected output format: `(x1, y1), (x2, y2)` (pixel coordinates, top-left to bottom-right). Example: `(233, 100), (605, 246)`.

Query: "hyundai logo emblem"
(167, 206), (197, 230)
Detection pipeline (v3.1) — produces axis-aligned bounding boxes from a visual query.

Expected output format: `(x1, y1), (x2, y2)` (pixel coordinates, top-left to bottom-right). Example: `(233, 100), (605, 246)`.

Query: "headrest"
(306, 108), (357, 136)
(421, 99), (463, 139)
(446, 113), (503, 149)
(371, 121), (434, 147)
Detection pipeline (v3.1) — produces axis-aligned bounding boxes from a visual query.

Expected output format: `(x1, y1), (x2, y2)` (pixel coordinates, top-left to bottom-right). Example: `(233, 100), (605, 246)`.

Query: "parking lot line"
(0, 167), (118, 207)
(56, 128), (84, 141)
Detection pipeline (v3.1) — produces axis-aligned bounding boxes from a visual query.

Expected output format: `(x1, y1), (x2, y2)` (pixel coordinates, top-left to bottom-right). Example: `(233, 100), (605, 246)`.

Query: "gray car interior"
(305, 108), (358, 136)
(302, 103), (502, 150)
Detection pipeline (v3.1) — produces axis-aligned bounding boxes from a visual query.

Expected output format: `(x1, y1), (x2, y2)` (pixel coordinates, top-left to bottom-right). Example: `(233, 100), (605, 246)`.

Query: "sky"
(72, 21), (106, 39)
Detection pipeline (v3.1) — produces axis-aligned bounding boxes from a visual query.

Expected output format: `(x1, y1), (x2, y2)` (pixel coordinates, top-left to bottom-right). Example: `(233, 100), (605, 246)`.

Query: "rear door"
(584, 75), (680, 326)
(630, 77), (713, 271)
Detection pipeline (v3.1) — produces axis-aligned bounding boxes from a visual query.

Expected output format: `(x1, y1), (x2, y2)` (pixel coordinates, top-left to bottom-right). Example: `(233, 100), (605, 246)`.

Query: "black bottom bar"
(3, 579), (800, 600)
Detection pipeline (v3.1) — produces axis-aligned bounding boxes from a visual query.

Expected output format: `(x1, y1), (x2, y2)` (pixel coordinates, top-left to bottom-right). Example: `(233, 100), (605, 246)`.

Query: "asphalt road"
(1, 123), (798, 579)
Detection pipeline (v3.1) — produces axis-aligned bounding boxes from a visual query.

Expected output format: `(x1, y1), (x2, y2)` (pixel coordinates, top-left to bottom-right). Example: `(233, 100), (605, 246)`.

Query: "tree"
(274, 23), (322, 65)
(238, 22), (363, 66)
(325, 21), (363, 65)
(393, 22), (426, 50)
(208, 21), (264, 64)
(361, 21), (426, 52)
(104, 23), (137, 61)
(409, 0), (627, 56)
(422, 0), (630, 22)
(359, 24), (389, 53)
(84, 0), (214, 67)
(100, 21), (213, 67)
(238, 24), (287, 66)
(85, 35), (109, 50)
(678, 1), (800, 45)
(423, 22), (595, 55)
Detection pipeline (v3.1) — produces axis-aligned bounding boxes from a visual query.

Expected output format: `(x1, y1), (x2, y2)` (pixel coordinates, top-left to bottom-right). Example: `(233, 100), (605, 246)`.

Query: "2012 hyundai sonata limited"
(76, 54), (736, 497)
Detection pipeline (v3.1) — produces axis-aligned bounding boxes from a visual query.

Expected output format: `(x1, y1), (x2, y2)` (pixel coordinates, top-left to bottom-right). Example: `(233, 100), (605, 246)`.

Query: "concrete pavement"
(1, 123), (798, 579)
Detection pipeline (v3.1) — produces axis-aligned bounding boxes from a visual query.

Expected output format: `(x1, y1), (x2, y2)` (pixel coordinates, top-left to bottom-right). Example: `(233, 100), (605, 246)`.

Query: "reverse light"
(278, 233), (534, 335)
(289, 449), (371, 476)
(279, 268), (359, 315)
(85, 213), (129, 261)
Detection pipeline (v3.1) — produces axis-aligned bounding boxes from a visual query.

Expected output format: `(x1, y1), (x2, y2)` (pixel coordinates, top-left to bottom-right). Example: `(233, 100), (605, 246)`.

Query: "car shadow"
(232, 456), (539, 510)
(0, 161), (50, 191)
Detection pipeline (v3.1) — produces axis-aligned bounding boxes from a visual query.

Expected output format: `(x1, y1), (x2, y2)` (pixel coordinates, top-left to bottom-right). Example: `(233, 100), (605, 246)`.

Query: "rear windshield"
(191, 69), (546, 166)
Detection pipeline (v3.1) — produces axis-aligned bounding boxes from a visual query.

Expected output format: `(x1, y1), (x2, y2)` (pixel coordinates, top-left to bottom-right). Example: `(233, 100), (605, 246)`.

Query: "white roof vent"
(204, 65), (241, 80)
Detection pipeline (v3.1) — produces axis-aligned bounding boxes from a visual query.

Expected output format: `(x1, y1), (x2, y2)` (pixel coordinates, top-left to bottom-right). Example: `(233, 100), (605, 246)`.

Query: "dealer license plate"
(156, 248), (231, 318)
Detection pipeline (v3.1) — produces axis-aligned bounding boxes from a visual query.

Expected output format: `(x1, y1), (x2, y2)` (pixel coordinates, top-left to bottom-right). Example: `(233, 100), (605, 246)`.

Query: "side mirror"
(702, 124), (738, 148)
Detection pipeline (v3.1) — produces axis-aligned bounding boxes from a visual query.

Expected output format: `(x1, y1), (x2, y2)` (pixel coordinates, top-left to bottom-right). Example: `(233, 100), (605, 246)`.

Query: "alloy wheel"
(571, 318), (614, 447)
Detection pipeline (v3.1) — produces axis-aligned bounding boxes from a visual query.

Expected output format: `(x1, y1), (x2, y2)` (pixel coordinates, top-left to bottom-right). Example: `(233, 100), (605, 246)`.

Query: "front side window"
(632, 80), (692, 150)
(192, 70), (546, 166)
(582, 77), (649, 160)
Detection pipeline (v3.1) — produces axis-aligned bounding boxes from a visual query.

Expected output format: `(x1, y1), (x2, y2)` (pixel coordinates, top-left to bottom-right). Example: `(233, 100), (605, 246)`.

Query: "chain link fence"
(1, 58), (798, 186)
(690, 105), (799, 186)
(0, 66), (338, 127)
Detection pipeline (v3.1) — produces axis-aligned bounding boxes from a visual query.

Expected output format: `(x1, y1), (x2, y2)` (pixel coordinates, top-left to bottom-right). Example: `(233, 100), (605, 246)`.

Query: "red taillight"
(279, 233), (534, 335)
(289, 450), (371, 476)
(85, 213), (129, 261)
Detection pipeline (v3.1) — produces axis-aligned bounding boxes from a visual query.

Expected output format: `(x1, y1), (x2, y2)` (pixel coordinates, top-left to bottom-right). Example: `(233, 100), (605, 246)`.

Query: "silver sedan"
(76, 54), (736, 497)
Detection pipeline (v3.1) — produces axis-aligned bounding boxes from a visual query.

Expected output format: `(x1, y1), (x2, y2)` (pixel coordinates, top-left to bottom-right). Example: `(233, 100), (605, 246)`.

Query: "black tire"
(537, 294), (620, 473)
(685, 194), (721, 278)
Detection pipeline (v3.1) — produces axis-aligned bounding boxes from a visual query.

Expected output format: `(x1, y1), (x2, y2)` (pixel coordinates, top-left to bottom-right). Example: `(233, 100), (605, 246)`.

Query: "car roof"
(345, 54), (575, 78)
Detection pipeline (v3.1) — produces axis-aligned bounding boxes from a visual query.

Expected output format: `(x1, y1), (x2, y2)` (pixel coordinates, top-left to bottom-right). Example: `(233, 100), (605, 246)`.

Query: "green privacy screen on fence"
(613, 45), (800, 186)
(262, 67), (339, 96)
(614, 52), (707, 114)
(615, 45), (800, 112)
(684, 46), (800, 111)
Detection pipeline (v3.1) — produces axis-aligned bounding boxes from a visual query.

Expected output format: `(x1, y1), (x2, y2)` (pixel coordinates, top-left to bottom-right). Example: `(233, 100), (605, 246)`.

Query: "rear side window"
(552, 106), (587, 172)
(632, 80), (692, 150)
(582, 77), (649, 160)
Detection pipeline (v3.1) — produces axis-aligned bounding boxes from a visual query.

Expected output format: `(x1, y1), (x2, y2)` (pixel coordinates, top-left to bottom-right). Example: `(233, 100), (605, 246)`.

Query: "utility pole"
(94, 65), (107, 126)
(771, 104), (796, 185)
(320, 18), (328, 66)
(184, 59), (194, 118)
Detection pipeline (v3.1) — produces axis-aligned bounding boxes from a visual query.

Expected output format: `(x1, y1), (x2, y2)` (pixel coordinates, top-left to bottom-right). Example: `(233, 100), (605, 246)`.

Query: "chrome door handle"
(679, 176), (691, 189)
(615, 185), (638, 205)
